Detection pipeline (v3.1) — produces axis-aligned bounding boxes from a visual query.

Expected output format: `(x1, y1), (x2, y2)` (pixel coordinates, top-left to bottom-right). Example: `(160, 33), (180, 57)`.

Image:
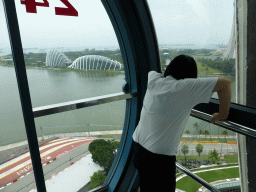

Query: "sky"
(0, 0), (235, 49)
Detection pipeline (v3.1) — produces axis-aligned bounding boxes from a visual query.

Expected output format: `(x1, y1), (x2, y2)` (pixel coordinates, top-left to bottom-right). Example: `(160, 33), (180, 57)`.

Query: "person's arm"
(217, 80), (232, 119)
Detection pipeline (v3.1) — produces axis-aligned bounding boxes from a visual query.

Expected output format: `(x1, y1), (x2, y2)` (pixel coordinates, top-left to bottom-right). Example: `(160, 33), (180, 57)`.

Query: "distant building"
(45, 49), (72, 67)
(223, 9), (236, 59)
(45, 50), (123, 71)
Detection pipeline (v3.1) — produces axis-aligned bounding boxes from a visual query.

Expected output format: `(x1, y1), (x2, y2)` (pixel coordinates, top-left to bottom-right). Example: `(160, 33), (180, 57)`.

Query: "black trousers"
(131, 140), (176, 192)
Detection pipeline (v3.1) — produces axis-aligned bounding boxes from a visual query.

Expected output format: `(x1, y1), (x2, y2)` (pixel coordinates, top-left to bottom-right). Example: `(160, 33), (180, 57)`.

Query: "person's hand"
(210, 113), (226, 124)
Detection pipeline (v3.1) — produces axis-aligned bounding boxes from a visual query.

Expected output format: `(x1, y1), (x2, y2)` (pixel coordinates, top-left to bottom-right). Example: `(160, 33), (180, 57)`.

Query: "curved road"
(0, 136), (238, 192)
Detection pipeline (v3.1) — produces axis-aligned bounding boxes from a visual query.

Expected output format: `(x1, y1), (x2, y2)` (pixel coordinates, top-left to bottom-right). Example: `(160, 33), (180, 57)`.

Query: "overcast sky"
(0, 0), (234, 49)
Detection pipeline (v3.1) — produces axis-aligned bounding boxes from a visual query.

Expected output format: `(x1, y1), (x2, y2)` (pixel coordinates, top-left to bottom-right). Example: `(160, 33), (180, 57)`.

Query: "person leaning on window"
(131, 54), (231, 192)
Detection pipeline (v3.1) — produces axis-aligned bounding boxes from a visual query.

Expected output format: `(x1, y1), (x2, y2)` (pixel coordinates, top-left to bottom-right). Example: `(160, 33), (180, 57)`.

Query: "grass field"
(176, 154), (238, 162)
(176, 162), (238, 177)
(176, 166), (239, 192)
(96, 133), (239, 162)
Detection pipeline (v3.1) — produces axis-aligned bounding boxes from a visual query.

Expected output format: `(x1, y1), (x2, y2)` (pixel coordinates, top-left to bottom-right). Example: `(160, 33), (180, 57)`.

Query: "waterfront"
(0, 61), (236, 147)
(0, 65), (126, 146)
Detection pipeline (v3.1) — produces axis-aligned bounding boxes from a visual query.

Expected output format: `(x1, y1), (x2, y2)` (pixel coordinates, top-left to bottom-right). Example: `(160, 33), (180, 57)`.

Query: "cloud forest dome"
(45, 49), (72, 67)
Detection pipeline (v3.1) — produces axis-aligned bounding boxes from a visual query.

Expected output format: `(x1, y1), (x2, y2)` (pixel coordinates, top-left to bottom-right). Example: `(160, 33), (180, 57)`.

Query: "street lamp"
(163, 53), (169, 70)
(40, 127), (44, 141)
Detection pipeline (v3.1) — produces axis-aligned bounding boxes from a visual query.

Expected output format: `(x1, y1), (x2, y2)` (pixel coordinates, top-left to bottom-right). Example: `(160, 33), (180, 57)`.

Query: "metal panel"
(100, 0), (141, 191)
(235, 0), (249, 191)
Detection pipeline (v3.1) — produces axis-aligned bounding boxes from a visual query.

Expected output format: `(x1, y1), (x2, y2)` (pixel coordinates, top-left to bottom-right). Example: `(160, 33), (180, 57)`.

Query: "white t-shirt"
(132, 71), (219, 156)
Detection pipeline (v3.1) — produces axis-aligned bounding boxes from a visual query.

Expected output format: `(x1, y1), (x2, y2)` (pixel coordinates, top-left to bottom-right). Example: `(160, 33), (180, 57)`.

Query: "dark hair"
(163, 54), (198, 80)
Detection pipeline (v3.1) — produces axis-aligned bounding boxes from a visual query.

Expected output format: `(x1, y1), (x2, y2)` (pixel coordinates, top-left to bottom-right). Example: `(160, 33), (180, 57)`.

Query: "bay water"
(0, 65), (236, 146)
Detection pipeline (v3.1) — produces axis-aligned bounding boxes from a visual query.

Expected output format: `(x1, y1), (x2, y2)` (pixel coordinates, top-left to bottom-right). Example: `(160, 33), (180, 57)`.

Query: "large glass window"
(1, 0), (126, 191)
(147, 0), (240, 191)
(0, 1), (38, 191)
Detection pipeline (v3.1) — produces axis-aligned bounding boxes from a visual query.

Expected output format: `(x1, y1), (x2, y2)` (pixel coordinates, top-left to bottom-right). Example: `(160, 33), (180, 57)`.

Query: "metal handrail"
(33, 92), (136, 118)
(33, 91), (256, 139)
(190, 109), (256, 138)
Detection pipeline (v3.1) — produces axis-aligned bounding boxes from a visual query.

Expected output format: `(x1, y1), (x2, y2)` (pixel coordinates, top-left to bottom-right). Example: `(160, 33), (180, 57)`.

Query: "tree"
(90, 141), (116, 174)
(181, 144), (189, 161)
(91, 145), (115, 173)
(87, 170), (106, 191)
(106, 139), (120, 155)
(198, 129), (204, 139)
(88, 139), (107, 155)
(87, 139), (120, 191)
(196, 144), (203, 159)
(203, 130), (209, 139)
(185, 130), (190, 142)
(208, 124), (212, 141)
(192, 122), (199, 140)
(207, 148), (220, 164)
(88, 139), (120, 174)
(180, 161), (188, 169)
(178, 49), (195, 55)
(222, 130), (228, 141)
(218, 126), (220, 141)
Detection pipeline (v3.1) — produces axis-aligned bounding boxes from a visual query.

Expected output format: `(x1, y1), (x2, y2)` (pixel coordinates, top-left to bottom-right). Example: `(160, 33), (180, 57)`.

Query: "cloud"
(173, 14), (186, 21)
(186, 0), (210, 24)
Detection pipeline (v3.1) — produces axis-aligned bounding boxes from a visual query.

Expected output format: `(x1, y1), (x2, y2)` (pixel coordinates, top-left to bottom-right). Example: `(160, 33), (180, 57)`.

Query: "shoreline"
(0, 64), (125, 72)
(0, 64), (231, 78)
(0, 130), (123, 151)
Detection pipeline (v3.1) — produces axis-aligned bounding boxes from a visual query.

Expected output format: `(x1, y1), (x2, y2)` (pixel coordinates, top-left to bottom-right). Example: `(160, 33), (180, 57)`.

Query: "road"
(0, 136), (238, 192)
(0, 138), (95, 192)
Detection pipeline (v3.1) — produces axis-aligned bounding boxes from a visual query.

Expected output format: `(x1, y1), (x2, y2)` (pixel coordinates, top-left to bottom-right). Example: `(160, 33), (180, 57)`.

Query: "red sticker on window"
(21, 0), (49, 13)
(55, 0), (78, 17)
(21, 0), (78, 17)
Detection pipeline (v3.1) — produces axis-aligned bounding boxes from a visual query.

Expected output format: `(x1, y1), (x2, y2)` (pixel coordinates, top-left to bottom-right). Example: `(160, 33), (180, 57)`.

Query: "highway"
(0, 135), (238, 192)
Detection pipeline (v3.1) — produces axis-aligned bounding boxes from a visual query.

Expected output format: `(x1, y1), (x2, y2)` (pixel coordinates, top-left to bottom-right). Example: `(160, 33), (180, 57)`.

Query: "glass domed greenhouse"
(45, 49), (72, 67)
(68, 55), (123, 70)
(45, 50), (123, 71)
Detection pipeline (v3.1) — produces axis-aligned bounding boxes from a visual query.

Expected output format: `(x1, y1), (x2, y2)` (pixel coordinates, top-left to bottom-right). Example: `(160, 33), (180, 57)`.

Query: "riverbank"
(0, 130), (123, 151)
(0, 63), (125, 72)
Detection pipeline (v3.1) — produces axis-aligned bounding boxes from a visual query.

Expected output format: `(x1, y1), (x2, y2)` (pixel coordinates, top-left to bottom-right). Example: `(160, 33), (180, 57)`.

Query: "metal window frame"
(2, 0), (256, 191)
(2, 0), (47, 191)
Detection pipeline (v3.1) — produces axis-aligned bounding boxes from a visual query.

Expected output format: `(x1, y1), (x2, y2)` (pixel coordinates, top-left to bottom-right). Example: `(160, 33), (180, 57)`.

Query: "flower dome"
(68, 55), (123, 70)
